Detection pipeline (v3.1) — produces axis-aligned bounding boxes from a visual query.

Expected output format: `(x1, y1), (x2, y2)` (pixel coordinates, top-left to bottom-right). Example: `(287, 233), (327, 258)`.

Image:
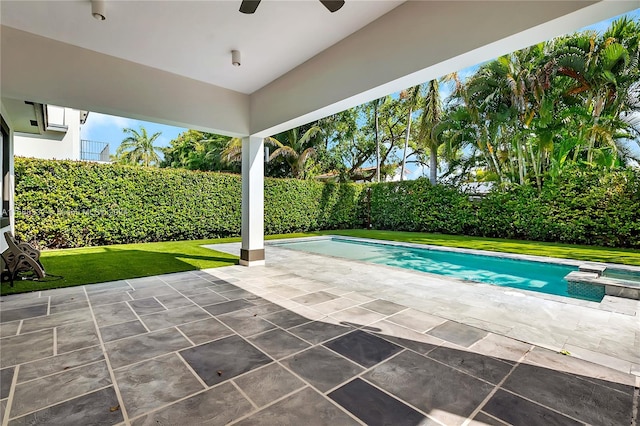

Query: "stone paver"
(0, 250), (638, 425)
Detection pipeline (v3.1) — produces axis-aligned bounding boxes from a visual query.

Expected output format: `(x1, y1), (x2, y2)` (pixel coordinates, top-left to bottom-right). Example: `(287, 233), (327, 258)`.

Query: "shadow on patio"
(0, 269), (637, 425)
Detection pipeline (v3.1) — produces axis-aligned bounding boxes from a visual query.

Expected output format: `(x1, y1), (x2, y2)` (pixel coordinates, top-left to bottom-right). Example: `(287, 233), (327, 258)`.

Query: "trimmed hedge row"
(14, 158), (640, 249)
(14, 158), (363, 248)
(370, 167), (640, 248)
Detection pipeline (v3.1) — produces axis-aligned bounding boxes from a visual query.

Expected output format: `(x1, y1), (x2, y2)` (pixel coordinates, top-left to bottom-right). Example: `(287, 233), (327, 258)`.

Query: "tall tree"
(265, 126), (322, 179)
(114, 126), (162, 167)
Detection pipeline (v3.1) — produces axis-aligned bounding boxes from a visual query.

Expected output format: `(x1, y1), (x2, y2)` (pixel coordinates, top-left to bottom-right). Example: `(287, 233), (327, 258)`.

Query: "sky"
(80, 8), (639, 170)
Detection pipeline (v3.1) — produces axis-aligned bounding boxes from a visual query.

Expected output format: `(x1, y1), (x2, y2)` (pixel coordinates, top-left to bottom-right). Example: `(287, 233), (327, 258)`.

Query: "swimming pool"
(274, 237), (595, 301)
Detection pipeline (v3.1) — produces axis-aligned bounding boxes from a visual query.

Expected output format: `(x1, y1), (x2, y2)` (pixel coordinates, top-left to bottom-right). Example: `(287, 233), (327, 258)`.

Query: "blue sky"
(81, 8), (639, 167)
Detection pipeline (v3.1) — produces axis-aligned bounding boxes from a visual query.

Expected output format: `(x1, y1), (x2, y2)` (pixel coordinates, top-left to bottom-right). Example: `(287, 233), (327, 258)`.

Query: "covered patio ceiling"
(2, 1), (636, 138)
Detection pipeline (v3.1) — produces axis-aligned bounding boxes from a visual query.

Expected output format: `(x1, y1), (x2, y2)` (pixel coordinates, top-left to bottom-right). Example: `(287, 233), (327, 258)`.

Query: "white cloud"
(80, 112), (138, 140)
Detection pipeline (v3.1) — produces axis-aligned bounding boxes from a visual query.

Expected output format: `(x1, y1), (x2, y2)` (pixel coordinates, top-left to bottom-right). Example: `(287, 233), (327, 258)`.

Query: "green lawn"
(3, 229), (639, 295)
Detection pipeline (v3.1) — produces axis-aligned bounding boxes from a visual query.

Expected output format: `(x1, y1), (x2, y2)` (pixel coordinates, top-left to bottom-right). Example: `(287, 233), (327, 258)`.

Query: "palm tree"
(417, 79), (443, 185)
(399, 85), (421, 181)
(266, 126), (322, 179)
(115, 126), (162, 167)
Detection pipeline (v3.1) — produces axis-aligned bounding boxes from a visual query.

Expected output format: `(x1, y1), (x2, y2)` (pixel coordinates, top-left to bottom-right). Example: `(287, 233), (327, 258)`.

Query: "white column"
(240, 135), (265, 266)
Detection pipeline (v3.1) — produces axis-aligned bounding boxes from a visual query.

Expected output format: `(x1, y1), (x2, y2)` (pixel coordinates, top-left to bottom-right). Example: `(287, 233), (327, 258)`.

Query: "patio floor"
(0, 243), (639, 425)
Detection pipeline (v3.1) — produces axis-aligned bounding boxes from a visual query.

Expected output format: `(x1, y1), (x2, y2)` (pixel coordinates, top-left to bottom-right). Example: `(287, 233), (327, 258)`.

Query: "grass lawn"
(0, 233), (309, 295)
(2, 229), (638, 295)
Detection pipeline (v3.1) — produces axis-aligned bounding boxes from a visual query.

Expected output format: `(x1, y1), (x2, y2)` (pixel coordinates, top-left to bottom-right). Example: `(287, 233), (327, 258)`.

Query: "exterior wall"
(14, 107), (81, 160)
(0, 100), (15, 254)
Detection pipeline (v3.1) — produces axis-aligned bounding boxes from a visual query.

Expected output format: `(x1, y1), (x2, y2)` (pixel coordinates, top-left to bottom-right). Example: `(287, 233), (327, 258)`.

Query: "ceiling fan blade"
(320, 0), (345, 12)
(239, 0), (261, 14)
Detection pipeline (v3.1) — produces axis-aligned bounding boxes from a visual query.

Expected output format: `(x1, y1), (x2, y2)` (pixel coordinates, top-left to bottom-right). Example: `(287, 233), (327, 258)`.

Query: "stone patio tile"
(85, 280), (130, 293)
(386, 308), (446, 333)
(48, 291), (86, 306)
(19, 308), (93, 334)
(1, 367), (14, 399)
(106, 328), (191, 369)
(207, 282), (240, 293)
(502, 363), (634, 425)
(56, 320), (100, 353)
(281, 346), (363, 393)
(10, 361), (110, 418)
(291, 291), (338, 306)
(18, 346), (104, 382)
(427, 321), (488, 348)
(469, 333), (532, 364)
(329, 378), (428, 426)
(87, 291), (132, 306)
(217, 310), (276, 337)
(597, 337), (640, 365)
(523, 346), (636, 393)
(187, 291), (228, 307)
(243, 302), (286, 316)
(49, 300), (89, 314)
(0, 295), (46, 310)
(507, 324), (569, 352)
(288, 320), (353, 345)
(92, 302), (137, 327)
(264, 284), (307, 299)
(0, 322), (19, 338)
(1, 330), (53, 368)
(562, 343), (633, 374)
(0, 304), (48, 323)
(8, 386), (123, 426)
(217, 288), (257, 300)
(180, 335), (272, 387)
(367, 319), (443, 355)
(202, 299), (255, 316)
(364, 350), (494, 426)
(130, 382), (253, 426)
(128, 286), (178, 300)
(234, 387), (360, 426)
(154, 293), (194, 309)
(115, 353), (204, 418)
(343, 292), (376, 304)
(139, 305), (210, 331)
(311, 297), (360, 315)
(177, 317), (234, 345)
(324, 330), (403, 368)
(249, 329), (310, 360)
(482, 389), (581, 426)
(329, 307), (386, 328)
(100, 320), (148, 342)
(128, 297), (166, 315)
(127, 276), (166, 289)
(361, 299), (408, 316)
(469, 412), (508, 425)
(427, 345), (513, 385)
(234, 363), (305, 407)
(261, 310), (311, 329)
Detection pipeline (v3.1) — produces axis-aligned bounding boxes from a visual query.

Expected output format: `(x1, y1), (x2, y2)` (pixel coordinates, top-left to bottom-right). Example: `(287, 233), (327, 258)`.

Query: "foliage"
(161, 130), (236, 172)
(14, 158), (362, 249)
(113, 126), (163, 166)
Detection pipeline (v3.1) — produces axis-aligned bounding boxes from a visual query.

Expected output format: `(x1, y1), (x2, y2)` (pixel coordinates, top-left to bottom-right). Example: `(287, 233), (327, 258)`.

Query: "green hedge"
(14, 158), (363, 248)
(14, 158), (640, 249)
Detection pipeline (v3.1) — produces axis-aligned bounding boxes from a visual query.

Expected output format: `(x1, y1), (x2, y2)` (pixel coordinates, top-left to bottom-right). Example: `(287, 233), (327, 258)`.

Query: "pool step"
(565, 270), (640, 301)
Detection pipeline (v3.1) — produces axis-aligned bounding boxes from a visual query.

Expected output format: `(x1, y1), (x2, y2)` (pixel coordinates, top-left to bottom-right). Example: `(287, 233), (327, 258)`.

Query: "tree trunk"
(400, 106), (413, 181)
(375, 102), (380, 182)
(429, 143), (437, 185)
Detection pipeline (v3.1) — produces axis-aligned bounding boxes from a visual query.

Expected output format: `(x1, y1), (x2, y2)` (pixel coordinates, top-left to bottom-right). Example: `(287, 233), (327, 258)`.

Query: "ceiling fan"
(240, 0), (345, 14)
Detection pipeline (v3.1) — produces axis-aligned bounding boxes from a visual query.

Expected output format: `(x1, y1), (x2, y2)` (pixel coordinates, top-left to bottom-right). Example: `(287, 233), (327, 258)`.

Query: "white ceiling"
(0, 0), (402, 94)
(2, 1), (636, 137)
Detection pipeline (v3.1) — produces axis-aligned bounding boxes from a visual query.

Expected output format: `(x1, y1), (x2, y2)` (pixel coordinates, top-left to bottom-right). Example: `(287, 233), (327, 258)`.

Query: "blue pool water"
(276, 238), (592, 300)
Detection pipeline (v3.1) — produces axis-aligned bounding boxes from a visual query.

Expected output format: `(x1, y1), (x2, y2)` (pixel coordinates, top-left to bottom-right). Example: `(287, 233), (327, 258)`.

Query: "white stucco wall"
(14, 107), (81, 160)
(0, 100), (15, 254)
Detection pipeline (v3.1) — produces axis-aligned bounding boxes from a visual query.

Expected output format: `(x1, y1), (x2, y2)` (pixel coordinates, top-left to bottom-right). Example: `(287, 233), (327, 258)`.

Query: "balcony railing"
(80, 139), (110, 162)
